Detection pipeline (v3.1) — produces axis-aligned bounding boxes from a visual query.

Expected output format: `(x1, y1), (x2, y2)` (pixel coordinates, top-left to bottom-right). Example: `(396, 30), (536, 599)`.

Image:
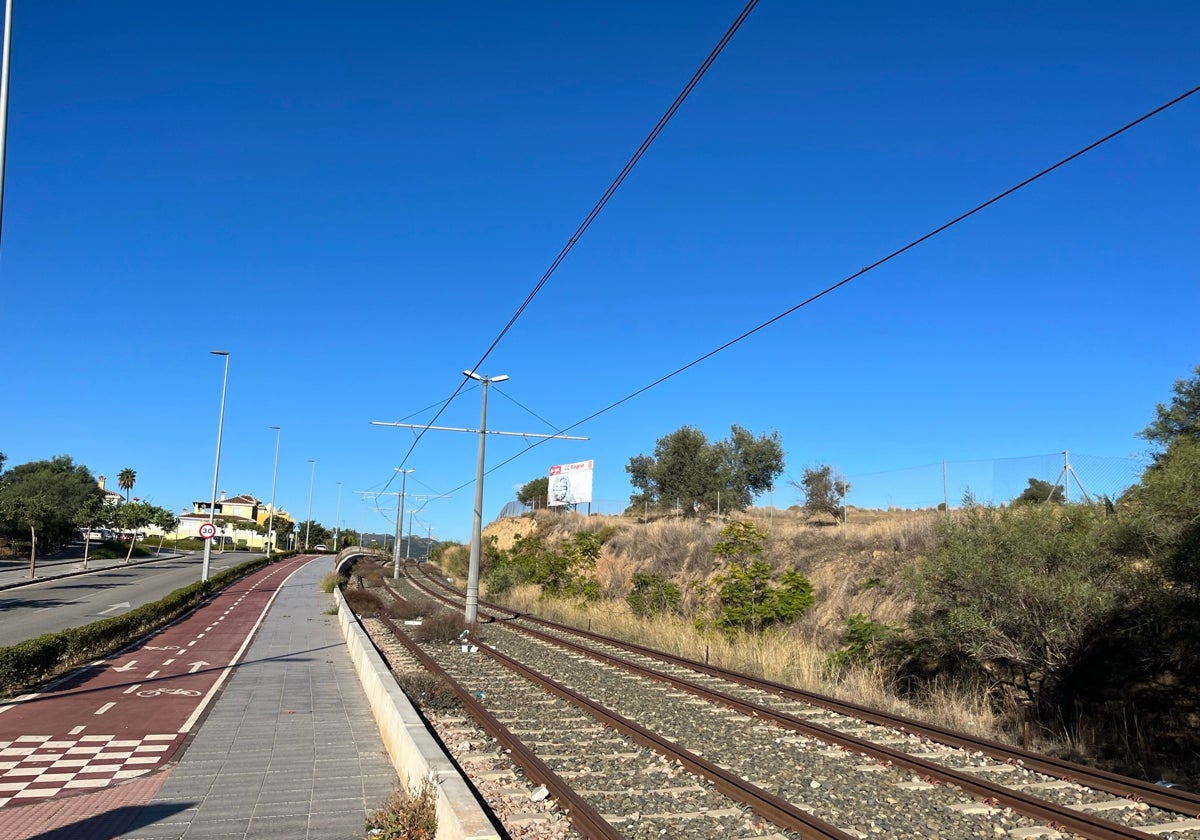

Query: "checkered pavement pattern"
(0, 733), (182, 807)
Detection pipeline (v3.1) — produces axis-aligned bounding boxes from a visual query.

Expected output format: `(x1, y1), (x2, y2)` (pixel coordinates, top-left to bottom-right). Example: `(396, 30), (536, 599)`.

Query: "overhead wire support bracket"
(370, 421), (588, 441)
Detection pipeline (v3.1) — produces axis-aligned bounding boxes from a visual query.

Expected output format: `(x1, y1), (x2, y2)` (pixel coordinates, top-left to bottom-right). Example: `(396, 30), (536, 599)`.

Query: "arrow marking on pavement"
(188, 661), (211, 674)
(112, 660), (138, 672)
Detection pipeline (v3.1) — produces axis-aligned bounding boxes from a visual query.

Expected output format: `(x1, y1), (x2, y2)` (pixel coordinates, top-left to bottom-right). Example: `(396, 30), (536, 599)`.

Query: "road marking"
(112, 660), (137, 673)
(95, 703), (115, 715)
(68, 727), (84, 736)
(186, 641), (196, 647)
(187, 662), (210, 674)
(123, 684), (141, 694)
(98, 602), (131, 615)
(163, 659), (175, 665)
(146, 670), (159, 679)
(197, 633), (206, 639)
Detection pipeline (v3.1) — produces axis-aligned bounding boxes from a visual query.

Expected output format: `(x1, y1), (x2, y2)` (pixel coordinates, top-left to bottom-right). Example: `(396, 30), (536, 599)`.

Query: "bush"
(364, 777), (438, 839)
(319, 572), (346, 593)
(826, 613), (903, 673)
(713, 561), (814, 635)
(626, 573), (682, 617)
(414, 610), (466, 644)
(344, 588), (388, 618)
(395, 671), (462, 713)
(0, 556), (273, 698)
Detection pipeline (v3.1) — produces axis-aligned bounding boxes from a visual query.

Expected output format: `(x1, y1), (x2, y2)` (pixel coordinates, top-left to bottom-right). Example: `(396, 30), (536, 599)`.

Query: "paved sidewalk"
(0, 557), (399, 839)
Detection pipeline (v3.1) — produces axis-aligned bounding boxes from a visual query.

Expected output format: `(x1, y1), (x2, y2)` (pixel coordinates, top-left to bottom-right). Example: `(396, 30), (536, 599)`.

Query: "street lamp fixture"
(202, 350), (230, 582)
(266, 426), (281, 559)
(463, 370), (507, 624)
(392, 468), (414, 579)
(305, 459), (316, 550)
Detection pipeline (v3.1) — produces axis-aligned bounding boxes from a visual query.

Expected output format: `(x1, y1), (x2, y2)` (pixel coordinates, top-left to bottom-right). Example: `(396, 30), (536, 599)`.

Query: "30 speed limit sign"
(199, 523), (217, 539)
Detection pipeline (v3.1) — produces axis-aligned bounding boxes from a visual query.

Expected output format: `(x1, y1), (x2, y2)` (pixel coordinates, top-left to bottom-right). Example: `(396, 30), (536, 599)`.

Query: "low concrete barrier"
(333, 584), (499, 840)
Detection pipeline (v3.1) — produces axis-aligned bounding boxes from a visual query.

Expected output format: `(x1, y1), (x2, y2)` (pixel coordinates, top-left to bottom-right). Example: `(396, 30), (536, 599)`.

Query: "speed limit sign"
(199, 523), (217, 539)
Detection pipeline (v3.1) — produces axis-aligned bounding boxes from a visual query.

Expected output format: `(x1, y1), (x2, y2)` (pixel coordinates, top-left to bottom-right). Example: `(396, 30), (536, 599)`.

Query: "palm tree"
(117, 467), (136, 503)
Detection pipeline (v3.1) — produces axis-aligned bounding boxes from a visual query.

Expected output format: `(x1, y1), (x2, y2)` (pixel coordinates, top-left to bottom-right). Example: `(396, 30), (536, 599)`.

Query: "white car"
(80, 529), (106, 541)
(314, 544), (329, 552)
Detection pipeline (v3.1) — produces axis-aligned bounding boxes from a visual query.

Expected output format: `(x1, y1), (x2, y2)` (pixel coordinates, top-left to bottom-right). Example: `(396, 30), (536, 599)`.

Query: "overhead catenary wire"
(433, 82), (1200, 494)
(381, 0), (762, 482)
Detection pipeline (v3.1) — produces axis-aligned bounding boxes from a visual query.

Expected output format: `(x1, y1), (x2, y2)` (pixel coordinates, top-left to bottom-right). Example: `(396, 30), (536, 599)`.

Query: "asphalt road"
(0, 550), (261, 648)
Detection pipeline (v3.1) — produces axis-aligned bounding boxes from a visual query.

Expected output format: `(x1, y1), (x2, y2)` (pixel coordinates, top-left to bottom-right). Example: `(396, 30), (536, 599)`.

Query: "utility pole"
(371, 370), (587, 625)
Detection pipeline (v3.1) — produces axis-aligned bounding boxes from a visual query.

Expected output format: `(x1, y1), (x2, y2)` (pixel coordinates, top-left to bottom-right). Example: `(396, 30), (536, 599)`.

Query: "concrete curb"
(333, 586), (500, 840)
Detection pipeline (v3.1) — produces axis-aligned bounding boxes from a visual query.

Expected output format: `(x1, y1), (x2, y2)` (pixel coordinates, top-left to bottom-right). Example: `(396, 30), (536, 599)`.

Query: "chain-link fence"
(841, 451), (1149, 511)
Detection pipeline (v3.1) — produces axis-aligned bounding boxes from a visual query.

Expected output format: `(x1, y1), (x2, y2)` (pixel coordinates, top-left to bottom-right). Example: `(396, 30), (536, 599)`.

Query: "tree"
(1140, 364), (1200, 452)
(517, 476), (549, 510)
(298, 520), (333, 549)
(709, 520), (813, 634)
(792, 465), (849, 522)
(0, 456), (101, 575)
(154, 508), (179, 554)
(117, 467), (137, 503)
(626, 425), (784, 515)
(74, 494), (113, 569)
(1012, 477), (1065, 506)
(112, 501), (156, 563)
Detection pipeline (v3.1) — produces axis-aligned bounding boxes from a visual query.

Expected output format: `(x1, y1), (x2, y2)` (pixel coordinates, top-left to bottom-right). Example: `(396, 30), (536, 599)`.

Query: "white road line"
(68, 726), (85, 736)
(122, 684), (142, 695)
(163, 659), (175, 665)
(146, 670), (159, 679)
(95, 703), (115, 715)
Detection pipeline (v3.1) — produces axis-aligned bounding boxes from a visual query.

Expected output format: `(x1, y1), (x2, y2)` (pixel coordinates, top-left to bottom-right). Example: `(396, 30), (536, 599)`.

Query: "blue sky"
(2, 2), (1196, 542)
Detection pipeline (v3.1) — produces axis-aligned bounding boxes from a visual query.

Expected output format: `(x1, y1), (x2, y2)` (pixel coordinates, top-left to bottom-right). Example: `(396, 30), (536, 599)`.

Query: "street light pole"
(266, 426), (281, 559)
(392, 468), (413, 579)
(202, 350), (230, 582)
(464, 370), (508, 624)
(305, 459), (316, 550)
(333, 481), (342, 551)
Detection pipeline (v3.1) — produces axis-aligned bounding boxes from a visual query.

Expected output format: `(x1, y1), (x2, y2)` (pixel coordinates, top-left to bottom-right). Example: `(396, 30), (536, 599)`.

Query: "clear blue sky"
(2, 2), (1196, 542)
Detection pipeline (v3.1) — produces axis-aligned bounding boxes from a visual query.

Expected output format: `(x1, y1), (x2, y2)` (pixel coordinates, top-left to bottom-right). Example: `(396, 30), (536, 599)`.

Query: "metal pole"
(267, 426), (281, 558)
(202, 351), (230, 582)
(304, 459), (315, 550)
(465, 378), (494, 625)
(333, 481), (342, 550)
(406, 509), (415, 560)
(0, 0), (13, 250)
(392, 469), (411, 578)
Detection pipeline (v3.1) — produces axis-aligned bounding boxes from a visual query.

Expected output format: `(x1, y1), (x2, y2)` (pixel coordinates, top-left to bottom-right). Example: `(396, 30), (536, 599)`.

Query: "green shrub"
(627, 573), (682, 617)
(0, 556), (272, 698)
(713, 561), (814, 635)
(826, 613), (903, 673)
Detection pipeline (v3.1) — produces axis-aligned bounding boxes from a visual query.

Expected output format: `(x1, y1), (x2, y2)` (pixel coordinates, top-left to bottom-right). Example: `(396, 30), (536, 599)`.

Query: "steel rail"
(474, 637), (858, 840)
(371, 613), (623, 840)
(409, 560), (1200, 817)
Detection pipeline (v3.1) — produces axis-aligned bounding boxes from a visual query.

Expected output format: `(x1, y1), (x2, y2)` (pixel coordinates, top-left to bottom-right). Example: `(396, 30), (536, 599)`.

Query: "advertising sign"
(548, 460), (594, 507)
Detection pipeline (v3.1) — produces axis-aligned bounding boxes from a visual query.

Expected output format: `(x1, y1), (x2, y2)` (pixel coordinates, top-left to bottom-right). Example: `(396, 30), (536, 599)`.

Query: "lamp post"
(202, 350), (230, 582)
(266, 426), (281, 559)
(333, 481), (342, 551)
(304, 459), (316, 550)
(392, 469), (413, 579)
(464, 370), (507, 624)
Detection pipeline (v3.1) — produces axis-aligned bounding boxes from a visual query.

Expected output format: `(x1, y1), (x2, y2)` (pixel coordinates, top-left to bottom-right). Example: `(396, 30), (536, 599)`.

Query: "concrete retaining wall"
(334, 586), (499, 840)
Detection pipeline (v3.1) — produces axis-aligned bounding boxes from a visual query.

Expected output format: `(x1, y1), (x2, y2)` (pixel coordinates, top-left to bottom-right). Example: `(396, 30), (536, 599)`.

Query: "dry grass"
(484, 506), (1000, 740)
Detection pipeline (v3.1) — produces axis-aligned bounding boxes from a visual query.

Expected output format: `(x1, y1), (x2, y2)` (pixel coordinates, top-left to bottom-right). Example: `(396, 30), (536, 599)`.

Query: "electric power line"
(383, 0), (761, 477)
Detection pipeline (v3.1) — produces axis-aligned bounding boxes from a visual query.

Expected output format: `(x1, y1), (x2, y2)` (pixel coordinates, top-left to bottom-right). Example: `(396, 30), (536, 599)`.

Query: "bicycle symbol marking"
(136, 687), (201, 697)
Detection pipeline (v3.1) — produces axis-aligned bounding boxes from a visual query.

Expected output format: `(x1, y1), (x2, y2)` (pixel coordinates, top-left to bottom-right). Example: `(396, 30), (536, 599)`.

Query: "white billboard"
(548, 460), (594, 507)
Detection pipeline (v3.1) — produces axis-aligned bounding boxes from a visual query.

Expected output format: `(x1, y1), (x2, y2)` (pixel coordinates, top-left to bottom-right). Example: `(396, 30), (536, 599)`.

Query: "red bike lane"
(0, 555), (315, 809)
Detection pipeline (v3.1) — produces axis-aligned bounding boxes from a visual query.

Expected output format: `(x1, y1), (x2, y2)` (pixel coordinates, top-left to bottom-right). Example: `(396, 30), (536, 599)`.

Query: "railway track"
(352, 559), (1200, 839)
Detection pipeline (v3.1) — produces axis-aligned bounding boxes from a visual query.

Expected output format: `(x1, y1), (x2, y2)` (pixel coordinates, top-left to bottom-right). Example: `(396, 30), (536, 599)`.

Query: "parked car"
(78, 528), (106, 541)
(314, 544), (329, 552)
